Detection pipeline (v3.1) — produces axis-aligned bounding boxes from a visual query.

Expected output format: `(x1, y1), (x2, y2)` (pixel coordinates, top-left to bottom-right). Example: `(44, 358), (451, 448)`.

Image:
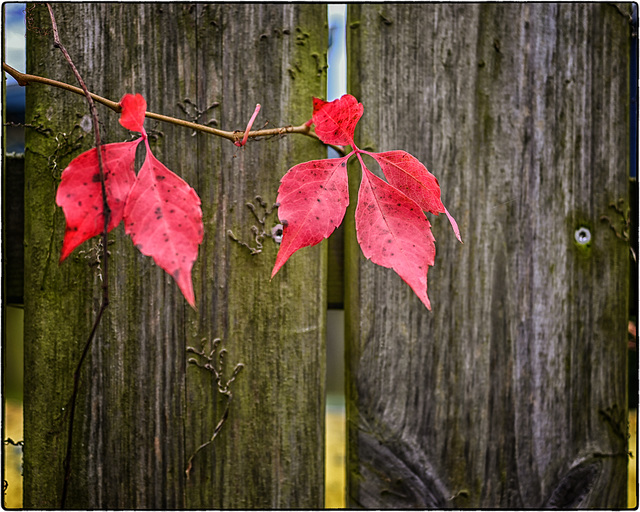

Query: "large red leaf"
(123, 141), (203, 308)
(272, 154), (351, 277)
(56, 139), (142, 262)
(355, 160), (436, 310)
(119, 93), (147, 133)
(369, 150), (462, 242)
(312, 94), (363, 147)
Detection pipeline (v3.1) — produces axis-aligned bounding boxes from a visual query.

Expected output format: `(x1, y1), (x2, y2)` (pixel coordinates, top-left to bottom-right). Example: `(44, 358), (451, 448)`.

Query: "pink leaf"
(369, 150), (462, 242)
(272, 155), (351, 277)
(56, 139), (142, 262)
(355, 160), (435, 310)
(119, 93), (147, 133)
(123, 142), (203, 308)
(312, 94), (363, 147)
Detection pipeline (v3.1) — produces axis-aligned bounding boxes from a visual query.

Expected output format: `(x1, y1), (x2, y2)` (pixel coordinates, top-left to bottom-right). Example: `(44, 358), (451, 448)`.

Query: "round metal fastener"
(574, 227), (591, 245)
(272, 224), (284, 244)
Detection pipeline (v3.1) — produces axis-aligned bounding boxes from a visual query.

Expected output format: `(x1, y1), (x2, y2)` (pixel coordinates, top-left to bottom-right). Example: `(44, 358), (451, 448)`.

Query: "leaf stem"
(2, 62), (346, 154)
(235, 103), (261, 147)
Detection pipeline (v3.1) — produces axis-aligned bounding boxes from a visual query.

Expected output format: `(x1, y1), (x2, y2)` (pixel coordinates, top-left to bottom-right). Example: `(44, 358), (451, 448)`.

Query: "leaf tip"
(270, 262), (282, 280)
(443, 206), (462, 243)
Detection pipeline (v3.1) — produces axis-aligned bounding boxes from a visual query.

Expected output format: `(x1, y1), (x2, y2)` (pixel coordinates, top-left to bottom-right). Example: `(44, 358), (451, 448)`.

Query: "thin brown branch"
(3, 62), (120, 110)
(2, 61), (347, 154)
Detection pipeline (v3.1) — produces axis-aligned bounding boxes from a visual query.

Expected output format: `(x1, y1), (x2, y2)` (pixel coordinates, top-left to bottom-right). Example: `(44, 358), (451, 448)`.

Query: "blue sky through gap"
(327, 4), (347, 102)
(4, 3), (25, 86)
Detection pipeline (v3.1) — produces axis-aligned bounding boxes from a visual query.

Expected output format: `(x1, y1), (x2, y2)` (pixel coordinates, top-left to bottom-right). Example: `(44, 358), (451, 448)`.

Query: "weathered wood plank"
(346, 3), (630, 508)
(23, 4), (327, 508)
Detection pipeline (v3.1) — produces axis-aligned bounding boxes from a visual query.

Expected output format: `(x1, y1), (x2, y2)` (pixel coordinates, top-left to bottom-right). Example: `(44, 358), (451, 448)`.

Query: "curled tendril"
(185, 338), (244, 477)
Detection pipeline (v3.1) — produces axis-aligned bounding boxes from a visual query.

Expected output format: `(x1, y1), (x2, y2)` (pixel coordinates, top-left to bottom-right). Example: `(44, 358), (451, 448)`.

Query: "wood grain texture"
(23, 4), (326, 508)
(346, 4), (631, 508)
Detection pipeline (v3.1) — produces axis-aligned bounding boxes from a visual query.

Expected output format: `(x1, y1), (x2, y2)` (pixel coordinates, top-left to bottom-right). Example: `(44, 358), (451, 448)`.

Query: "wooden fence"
(20, 3), (631, 508)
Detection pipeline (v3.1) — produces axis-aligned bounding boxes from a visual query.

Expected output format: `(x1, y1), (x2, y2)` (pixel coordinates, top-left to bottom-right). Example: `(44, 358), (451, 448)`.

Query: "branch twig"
(2, 62), (347, 155)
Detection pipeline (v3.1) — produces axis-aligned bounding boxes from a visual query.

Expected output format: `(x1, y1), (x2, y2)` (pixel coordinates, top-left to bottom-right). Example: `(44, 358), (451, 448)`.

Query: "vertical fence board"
(23, 4), (326, 508)
(346, 4), (630, 508)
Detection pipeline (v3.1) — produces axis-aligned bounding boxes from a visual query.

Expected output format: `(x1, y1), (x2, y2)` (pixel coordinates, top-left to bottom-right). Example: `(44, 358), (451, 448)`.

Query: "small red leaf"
(312, 94), (363, 147)
(123, 142), (203, 308)
(56, 139), (142, 262)
(119, 93), (147, 133)
(370, 150), (462, 242)
(272, 155), (351, 277)
(355, 161), (435, 310)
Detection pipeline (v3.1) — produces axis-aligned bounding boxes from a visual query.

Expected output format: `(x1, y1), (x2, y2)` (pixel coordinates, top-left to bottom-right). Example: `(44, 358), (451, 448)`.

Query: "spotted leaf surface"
(124, 140), (203, 307)
(272, 155), (351, 277)
(355, 161), (436, 310)
(312, 94), (363, 147)
(56, 139), (142, 262)
(370, 150), (462, 242)
(312, 97), (328, 116)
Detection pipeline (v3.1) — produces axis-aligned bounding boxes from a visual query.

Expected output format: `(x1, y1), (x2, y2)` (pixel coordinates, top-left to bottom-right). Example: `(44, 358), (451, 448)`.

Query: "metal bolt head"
(575, 227), (591, 245)
(272, 224), (283, 244)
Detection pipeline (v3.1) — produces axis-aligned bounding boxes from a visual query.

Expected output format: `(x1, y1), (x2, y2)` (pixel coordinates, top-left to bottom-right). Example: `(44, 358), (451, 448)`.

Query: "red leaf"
(56, 139), (142, 262)
(272, 155), (351, 277)
(312, 97), (328, 116)
(370, 150), (443, 213)
(312, 94), (363, 147)
(355, 161), (435, 310)
(370, 150), (462, 242)
(123, 142), (203, 308)
(119, 93), (147, 133)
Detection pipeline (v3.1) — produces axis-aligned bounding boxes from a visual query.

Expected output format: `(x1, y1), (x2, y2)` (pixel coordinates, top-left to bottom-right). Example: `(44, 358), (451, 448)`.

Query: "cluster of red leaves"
(57, 93), (459, 311)
(272, 94), (461, 310)
(56, 93), (203, 307)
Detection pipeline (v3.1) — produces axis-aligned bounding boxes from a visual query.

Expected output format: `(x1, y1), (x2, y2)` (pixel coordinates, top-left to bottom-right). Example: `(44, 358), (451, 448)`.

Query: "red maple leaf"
(124, 139), (203, 308)
(119, 92), (146, 133)
(312, 94), (363, 146)
(56, 93), (203, 308)
(56, 139), (141, 261)
(271, 155), (351, 277)
(272, 94), (461, 309)
(356, 158), (435, 309)
(368, 150), (462, 242)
